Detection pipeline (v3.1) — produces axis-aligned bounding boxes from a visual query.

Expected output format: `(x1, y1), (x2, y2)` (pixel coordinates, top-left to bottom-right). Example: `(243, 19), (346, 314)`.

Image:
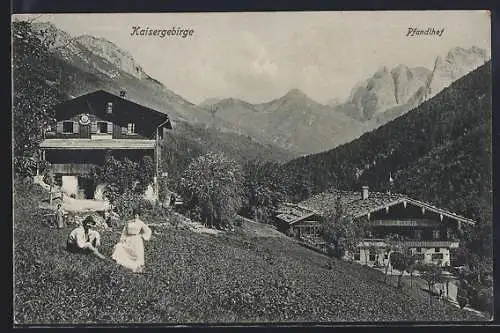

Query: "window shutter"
(91, 122), (98, 134)
(121, 126), (127, 134)
(56, 122), (63, 133)
(107, 122), (113, 133)
(73, 122), (79, 133)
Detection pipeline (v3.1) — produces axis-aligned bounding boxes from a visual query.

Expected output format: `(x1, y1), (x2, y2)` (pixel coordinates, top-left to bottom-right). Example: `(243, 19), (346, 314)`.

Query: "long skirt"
(112, 234), (145, 272)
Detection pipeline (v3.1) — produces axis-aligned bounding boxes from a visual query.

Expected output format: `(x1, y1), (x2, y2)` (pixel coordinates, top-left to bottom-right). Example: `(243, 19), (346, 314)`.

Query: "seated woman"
(66, 216), (105, 259)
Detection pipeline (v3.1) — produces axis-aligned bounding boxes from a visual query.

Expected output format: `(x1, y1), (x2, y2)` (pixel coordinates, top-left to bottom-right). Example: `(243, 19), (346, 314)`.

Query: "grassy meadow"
(13, 180), (482, 324)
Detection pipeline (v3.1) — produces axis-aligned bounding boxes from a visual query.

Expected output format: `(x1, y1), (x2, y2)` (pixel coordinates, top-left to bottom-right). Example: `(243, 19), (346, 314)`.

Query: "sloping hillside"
(14, 181), (481, 324)
(160, 121), (295, 186)
(281, 61), (492, 226)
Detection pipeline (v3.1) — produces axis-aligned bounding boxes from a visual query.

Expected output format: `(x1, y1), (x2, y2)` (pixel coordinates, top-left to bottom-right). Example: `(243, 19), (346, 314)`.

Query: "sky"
(14, 11), (491, 105)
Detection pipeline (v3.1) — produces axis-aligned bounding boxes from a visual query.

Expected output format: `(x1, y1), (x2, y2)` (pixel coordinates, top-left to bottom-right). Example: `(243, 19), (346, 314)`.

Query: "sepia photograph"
(11, 10), (493, 325)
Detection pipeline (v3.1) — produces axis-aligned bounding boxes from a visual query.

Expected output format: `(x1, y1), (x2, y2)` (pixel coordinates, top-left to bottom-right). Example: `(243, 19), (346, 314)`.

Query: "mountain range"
(32, 21), (488, 156)
(199, 89), (369, 154)
(333, 46), (488, 125)
(199, 47), (488, 153)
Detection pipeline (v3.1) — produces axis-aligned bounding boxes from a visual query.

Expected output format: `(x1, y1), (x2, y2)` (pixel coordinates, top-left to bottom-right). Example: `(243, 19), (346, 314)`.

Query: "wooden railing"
(51, 163), (95, 174)
(360, 239), (459, 248)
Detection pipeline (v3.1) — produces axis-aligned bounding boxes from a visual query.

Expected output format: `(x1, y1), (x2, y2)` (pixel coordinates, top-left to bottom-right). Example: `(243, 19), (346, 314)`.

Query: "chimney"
(120, 90), (127, 98)
(362, 186), (369, 200)
(388, 172), (394, 195)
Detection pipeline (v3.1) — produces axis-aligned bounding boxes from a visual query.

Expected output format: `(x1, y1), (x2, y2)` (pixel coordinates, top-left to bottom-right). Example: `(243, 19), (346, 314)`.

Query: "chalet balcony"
(51, 163), (95, 175)
(359, 239), (459, 249)
(40, 138), (156, 150)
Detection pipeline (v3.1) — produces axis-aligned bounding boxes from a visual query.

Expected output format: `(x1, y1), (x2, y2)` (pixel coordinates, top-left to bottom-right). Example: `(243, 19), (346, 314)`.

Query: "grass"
(14, 180), (483, 324)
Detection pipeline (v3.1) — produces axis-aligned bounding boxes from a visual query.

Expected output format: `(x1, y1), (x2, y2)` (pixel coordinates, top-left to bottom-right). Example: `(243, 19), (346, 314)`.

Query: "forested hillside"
(160, 121), (294, 187)
(279, 62), (492, 258)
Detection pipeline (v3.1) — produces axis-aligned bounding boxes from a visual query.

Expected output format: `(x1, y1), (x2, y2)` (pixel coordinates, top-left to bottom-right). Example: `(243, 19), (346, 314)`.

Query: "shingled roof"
(300, 190), (405, 219)
(297, 189), (476, 226)
(275, 203), (317, 224)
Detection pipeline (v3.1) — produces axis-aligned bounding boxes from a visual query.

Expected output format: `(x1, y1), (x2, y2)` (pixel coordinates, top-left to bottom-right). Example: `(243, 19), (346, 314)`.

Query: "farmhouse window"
(97, 122), (108, 134)
(432, 230), (441, 240)
(354, 249), (361, 261)
(414, 230), (423, 240)
(62, 121), (74, 133)
(54, 174), (62, 187)
(431, 253), (444, 260)
(434, 247), (440, 253)
(106, 102), (113, 114)
(416, 247), (422, 253)
(414, 253), (425, 261)
(127, 123), (136, 134)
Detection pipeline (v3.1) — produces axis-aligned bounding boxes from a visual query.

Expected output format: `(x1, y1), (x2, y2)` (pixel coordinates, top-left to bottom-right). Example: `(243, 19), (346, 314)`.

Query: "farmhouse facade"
(275, 186), (476, 267)
(39, 89), (172, 200)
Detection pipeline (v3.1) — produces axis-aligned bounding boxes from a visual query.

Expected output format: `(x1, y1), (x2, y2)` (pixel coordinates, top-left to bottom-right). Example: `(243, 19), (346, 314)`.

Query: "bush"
(89, 153), (155, 203)
(178, 152), (244, 228)
(113, 191), (153, 218)
(468, 286), (493, 316)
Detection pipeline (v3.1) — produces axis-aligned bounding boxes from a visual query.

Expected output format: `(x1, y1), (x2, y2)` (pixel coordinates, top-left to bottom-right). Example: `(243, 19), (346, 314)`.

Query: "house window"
(106, 102), (113, 114)
(414, 253), (425, 261)
(416, 247), (422, 253)
(414, 230), (423, 240)
(127, 123), (136, 134)
(62, 121), (74, 133)
(354, 249), (361, 261)
(434, 247), (440, 253)
(97, 122), (108, 134)
(432, 253), (444, 260)
(432, 230), (441, 240)
(54, 174), (62, 187)
(369, 249), (377, 261)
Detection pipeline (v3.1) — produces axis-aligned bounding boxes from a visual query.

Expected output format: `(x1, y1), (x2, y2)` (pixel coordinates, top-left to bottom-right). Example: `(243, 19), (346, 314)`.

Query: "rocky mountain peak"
(75, 34), (148, 80)
(283, 88), (309, 100)
(428, 46), (488, 98)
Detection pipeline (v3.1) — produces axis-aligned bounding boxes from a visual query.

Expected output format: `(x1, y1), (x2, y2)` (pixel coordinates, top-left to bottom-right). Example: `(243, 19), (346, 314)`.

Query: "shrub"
(113, 191), (152, 218)
(89, 153), (155, 204)
(178, 152), (244, 229)
(468, 285), (493, 316)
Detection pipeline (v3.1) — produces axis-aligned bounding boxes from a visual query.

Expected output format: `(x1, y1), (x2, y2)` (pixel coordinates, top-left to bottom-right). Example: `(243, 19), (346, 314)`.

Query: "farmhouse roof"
(276, 189), (476, 226)
(275, 203), (317, 224)
(55, 89), (172, 129)
(299, 189), (476, 226)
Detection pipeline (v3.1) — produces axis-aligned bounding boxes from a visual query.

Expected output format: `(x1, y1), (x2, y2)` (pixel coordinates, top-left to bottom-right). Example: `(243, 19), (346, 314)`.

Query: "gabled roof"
(298, 189), (476, 226)
(275, 203), (318, 224)
(55, 89), (172, 129)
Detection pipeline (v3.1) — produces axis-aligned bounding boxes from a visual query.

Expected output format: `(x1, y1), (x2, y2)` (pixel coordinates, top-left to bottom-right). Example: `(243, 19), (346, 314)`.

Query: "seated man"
(66, 216), (105, 259)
